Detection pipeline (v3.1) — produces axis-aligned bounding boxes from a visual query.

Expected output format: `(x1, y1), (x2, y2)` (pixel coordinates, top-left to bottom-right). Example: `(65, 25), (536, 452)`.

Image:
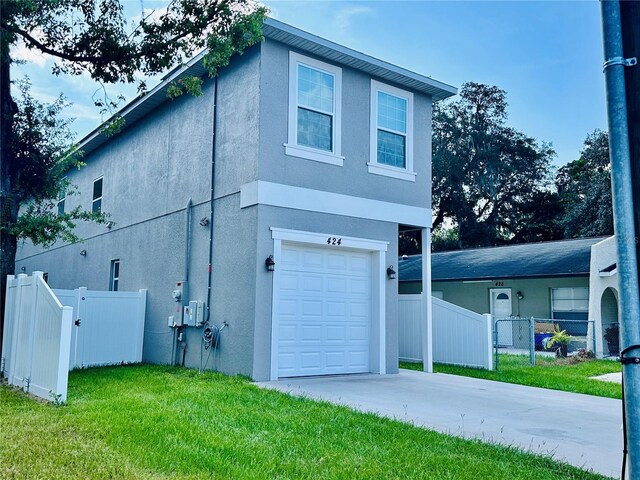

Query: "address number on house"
(327, 237), (342, 246)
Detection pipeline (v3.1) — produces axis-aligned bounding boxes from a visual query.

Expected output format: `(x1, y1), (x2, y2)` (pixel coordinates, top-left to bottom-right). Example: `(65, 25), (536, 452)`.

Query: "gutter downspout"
(173, 197), (193, 367)
(601, 2), (640, 478)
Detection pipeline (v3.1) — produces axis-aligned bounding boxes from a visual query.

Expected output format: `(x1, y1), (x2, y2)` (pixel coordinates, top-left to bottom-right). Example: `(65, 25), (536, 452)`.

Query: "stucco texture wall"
(257, 40), (432, 209)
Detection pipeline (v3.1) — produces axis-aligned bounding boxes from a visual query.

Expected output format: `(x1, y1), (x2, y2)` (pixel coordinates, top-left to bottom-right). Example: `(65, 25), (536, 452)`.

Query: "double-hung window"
(286, 52), (343, 166)
(92, 177), (103, 213)
(368, 80), (415, 181)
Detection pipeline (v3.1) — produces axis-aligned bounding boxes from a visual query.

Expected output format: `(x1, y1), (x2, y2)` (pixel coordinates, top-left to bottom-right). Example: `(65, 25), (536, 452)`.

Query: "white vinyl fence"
(2, 272), (73, 402)
(399, 295), (493, 370)
(53, 287), (146, 370)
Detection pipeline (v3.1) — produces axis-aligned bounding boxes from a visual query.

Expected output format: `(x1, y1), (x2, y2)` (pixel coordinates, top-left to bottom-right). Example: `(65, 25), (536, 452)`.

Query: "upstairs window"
(286, 52), (343, 166)
(92, 177), (103, 213)
(57, 180), (66, 215)
(110, 259), (120, 291)
(369, 80), (415, 181)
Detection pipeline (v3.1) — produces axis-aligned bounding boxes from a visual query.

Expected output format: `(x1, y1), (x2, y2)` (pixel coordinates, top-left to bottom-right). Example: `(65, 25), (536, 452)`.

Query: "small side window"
(92, 177), (103, 213)
(57, 180), (66, 215)
(110, 259), (120, 291)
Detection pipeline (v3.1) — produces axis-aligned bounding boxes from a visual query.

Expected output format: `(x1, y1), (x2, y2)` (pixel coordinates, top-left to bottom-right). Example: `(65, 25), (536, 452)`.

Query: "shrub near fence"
(493, 317), (596, 369)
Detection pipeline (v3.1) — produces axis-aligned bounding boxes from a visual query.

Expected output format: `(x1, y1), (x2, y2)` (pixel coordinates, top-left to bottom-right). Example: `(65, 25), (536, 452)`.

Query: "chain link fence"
(493, 317), (596, 369)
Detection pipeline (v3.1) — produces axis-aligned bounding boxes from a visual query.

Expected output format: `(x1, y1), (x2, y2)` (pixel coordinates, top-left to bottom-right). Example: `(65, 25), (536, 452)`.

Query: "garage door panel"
(280, 273), (299, 292)
(277, 243), (372, 378)
(326, 325), (346, 341)
(279, 324), (297, 342)
(325, 351), (346, 367)
(350, 278), (369, 295)
(348, 351), (368, 368)
(300, 325), (322, 342)
(350, 302), (369, 318)
(327, 277), (347, 294)
(350, 256), (370, 273)
(349, 325), (368, 341)
(327, 301), (346, 317)
(300, 352), (321, 368)
(302, 274), (323, 293)
(301, 300), (322, 317)
(302, 251), (323, 267)
(281, 248), (299, 266)
(279, 298), (298, 315)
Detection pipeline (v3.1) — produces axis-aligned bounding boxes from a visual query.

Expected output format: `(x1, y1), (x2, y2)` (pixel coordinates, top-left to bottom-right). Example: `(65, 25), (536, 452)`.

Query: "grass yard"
(0, 365), (609, 479)
(401, 354), (622, 399)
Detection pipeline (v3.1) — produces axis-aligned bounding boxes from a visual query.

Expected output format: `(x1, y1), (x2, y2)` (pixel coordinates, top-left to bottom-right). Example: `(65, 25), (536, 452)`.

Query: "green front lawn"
(402, 354), (622, 399)
(0, 365), (608, 479)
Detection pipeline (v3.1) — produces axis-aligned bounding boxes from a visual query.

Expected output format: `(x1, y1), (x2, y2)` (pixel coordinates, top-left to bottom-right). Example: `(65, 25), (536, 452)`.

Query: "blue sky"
(12, 1), (607, 167)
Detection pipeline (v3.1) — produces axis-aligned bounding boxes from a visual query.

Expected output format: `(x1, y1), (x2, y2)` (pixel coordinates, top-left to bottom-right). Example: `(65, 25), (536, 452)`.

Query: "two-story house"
(15, 19), (456, 381)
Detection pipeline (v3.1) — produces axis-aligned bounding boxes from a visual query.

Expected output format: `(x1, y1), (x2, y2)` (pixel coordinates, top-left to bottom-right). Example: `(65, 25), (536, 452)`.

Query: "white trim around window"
(285, 51), (344, 166)
(368, 79), (415, 181)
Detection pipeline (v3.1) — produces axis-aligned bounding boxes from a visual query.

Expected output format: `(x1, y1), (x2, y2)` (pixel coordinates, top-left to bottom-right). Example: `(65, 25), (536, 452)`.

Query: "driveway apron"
(258, 369), (622, 478)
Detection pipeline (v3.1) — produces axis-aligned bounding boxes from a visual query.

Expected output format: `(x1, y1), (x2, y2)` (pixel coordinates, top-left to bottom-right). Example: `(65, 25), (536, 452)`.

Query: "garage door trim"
(270, 228), (388, 380)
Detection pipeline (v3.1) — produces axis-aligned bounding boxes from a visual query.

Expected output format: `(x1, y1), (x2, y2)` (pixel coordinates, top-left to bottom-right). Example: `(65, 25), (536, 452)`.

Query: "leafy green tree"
(432, 82), (557, 249)
(431, 226), (460, 252)
(556, 130), (613, 238)
(0, 0), (266, 348)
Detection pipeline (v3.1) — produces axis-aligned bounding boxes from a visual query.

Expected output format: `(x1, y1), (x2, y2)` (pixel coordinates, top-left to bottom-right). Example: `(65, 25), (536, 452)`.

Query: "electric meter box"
(183, 303), (195, 327)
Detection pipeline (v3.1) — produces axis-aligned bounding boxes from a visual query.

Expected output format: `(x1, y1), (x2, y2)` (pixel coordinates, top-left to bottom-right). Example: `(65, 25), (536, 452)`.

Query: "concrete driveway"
(258, 369), (622, 478)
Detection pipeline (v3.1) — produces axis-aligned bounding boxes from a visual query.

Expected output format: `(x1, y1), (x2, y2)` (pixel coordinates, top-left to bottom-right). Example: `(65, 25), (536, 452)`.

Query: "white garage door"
(277, 243), (372, 377)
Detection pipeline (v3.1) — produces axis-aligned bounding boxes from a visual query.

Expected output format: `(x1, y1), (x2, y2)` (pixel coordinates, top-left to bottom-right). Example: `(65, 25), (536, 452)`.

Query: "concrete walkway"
(258, 369), (622, 478)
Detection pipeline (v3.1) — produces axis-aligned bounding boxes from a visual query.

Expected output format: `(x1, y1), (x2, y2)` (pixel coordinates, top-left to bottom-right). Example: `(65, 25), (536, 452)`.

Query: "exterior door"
(490, 288), (513, 346)
(276, 243), (372, 377)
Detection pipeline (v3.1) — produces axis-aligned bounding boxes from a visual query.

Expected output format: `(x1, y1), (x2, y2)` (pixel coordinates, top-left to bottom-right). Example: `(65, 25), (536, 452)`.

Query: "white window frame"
(92, 176), (103, 213)
(550, 287), (589, 317)
(110, 259), (120, 292)
(57, 177), (66, 215)
(285, 51), (344, 166)
(368, 80), (415, 182)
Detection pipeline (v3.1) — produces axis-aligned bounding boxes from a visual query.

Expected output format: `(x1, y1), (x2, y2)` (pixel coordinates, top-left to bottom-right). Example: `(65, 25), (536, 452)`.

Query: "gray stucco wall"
(258, 40), (432, 209)
(15, 47), (262, 374)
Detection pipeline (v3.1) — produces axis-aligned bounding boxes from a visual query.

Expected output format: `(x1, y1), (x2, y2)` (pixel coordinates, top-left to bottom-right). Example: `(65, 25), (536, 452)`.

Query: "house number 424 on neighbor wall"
(327, 237), (342, 246)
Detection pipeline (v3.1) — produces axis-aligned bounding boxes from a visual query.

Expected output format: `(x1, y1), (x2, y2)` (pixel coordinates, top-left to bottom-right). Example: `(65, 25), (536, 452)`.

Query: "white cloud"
(11, 39), (49, 68)
(335, 6), (372, 30)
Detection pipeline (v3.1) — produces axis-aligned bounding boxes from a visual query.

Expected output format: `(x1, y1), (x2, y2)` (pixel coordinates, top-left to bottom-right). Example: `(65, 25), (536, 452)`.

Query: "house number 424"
(327, 237), (342, 246)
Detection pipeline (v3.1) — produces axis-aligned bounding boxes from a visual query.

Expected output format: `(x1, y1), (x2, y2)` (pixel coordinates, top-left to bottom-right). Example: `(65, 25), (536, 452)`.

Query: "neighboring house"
(15, 19), (456, 381)
(399, 237), (612, 350)
(588, 236), (620, 356)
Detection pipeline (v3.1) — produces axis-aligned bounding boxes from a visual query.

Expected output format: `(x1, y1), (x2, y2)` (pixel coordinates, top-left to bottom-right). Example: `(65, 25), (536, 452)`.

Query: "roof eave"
(425, 272), (592, 282)
(262, 18), (457, 101)
(75, 18), (456, 158)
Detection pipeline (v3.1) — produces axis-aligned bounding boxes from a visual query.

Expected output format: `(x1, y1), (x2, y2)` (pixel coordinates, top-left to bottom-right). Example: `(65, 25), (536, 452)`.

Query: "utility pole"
(621, 3), (640, 480)
(620, 0), (640, 264)
(601, 1), (640, 479)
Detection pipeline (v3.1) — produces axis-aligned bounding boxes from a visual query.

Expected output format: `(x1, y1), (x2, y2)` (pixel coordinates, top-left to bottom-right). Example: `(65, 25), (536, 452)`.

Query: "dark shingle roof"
(399, 237), (608, 282)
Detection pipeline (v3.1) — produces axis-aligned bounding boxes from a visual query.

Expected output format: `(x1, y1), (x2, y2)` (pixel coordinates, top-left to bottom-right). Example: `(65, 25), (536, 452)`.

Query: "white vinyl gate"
(53, 287), (146, 369)
(2, 272), (147, 403)
(2, 272), (73, 402)
(399, 295), (493, 370)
